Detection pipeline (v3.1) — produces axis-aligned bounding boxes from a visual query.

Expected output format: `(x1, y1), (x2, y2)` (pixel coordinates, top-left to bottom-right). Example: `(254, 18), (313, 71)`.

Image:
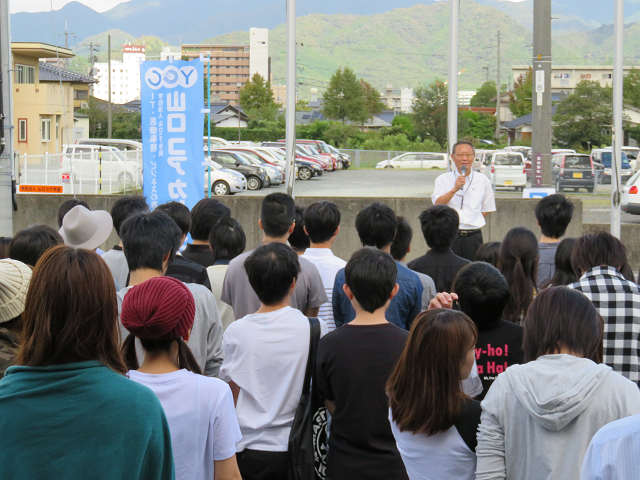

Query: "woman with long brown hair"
(0, 246), (174, 479)
(498, 227), (539, 323)
(387, 309), (479, 479)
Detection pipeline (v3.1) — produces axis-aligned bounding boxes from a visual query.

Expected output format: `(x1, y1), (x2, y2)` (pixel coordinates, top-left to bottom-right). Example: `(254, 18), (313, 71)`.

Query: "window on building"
(55, 115), (60, 140)
(15, 64), (35, 84)
(74, 89), (88, 100)
(41, 118), (51, 142)
(18, 119), (27, 142)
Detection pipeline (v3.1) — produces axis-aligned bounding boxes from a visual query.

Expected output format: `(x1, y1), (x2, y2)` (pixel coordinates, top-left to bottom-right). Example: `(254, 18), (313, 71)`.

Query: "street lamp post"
(447, 0), (459, 159)
(611, 0), (624, 238)
(284, 0), (297, 197)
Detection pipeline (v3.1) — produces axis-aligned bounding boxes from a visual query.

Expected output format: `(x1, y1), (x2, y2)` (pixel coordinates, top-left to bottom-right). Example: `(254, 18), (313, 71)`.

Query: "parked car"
(209, 150), (268, 190)
(325, 143), (351, 169)
(482, 151), (527, 190)
(61, 144), (139, 190)
(294, 139), (340, 169)
(622, 146), (640, 171)
(622, 169), (640, 214)
(590, 149), (633, 184)
(216, 147), (285, 185)
(203, 159), (247, 195)
(474, 149), (494, 172)
(552, 153), (596, 193)
(376, 152), (448, 169)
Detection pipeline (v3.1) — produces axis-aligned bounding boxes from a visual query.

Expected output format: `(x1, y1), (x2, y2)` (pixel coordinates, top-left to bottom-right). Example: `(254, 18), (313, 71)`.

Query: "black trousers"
(452, 230), (483, 261)
(237, 449), (289, 480)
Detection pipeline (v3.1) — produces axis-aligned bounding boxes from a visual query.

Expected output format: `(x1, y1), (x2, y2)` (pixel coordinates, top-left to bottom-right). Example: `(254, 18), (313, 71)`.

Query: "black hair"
(244, 243), (300, 306)
(57, 199), (89, 227)
(111, 196), (149, 237)
(345, 248), (398, 313)
(535, 194), (574, 239)
(123, 335), (201, 374)
(390, 216), (412, 261)
(0, 237), (12, 259)
(261, 193), (295, 238)
(209, 217), (246, 262)
(474, 242), (501, 267)
(190, 198), (231, 241)
(289, 206), (310, 253)
(545, 238), (577, 287)
(452, 262), (510, 329)
(355, 202), (397, 249)
(156, 201), (192, 237)
(452, 141), (475, 155)
(304, 201), (341, 244)
(571, 232), (629, 276)
(498, 227), (539, 323)
(419, 205), (459, 251)
(9, 225), (63, 267)
(120, 211), (182, 272)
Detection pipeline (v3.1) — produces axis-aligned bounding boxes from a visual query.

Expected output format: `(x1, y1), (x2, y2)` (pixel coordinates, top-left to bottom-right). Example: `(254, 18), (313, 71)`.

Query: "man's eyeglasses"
(453, 153), (474, 158)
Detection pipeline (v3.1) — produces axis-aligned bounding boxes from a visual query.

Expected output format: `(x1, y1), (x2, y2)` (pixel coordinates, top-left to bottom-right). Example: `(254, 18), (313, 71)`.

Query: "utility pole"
(284, 0), (297, 196)
(0, 0), (13, 236)
(107, 33), (112, 138)
(532, 0), (552, 186)
(447, 0), (459, 158)
(495, 30), (501, 141)
(611, 0), (624, 238)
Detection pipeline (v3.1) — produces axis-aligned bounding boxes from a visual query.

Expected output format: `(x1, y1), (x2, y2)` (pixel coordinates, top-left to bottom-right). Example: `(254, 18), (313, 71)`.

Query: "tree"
(322, 67), (366, 123)
(553, 81), (612, 149)
(470, 81), (497, 107)
(624, 69), (640, 109)
(238, 73), (278, 122)
(459, 110), (495, 140)
(360, 80), (385, 119)
(391, 114), (416, 140)
(509, 68), (533, 118)
(412, 80), (448, 148)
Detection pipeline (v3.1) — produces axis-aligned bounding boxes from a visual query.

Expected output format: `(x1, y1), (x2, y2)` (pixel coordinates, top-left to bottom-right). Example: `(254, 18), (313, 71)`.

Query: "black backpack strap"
(302, 317), (321, 395)
(454, 398), (482, 453)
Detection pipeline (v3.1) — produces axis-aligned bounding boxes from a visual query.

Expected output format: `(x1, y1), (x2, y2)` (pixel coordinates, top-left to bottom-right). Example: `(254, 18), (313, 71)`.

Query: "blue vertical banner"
(141, 60), (204, 209)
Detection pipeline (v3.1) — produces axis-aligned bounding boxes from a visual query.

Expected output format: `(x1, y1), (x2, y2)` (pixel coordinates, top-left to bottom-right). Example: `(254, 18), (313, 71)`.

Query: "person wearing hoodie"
(0, 246), (174, 479)
(475, 286), (640, 480)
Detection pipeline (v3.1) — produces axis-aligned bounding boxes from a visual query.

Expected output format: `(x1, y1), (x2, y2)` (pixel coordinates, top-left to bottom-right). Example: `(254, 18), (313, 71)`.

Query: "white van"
(482, 151), (527, 190)
(62, 144), (140, 192)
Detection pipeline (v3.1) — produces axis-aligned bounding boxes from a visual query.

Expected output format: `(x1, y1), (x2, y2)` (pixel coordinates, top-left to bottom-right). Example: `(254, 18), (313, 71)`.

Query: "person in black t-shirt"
(316, 248), (408, 480)
(408, 205), (469, 292)
(452, 261), (524, 399)
(156, 202), (211, 290)
(387, 309), (480, 479)
(183, 198), (231, 267)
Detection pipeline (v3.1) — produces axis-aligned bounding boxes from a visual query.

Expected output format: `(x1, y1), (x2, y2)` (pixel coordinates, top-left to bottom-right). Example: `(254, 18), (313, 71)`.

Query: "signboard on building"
(141, 60), (204, 210)
(17, 185), (63, 194)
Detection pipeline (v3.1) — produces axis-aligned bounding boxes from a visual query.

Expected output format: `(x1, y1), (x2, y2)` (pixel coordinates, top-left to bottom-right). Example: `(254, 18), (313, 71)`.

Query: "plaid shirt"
(568, 266), (640, 384)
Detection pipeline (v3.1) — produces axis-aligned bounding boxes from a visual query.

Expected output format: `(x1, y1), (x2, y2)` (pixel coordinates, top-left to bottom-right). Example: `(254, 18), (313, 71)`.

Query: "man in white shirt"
(220, 243), (327, 479)
(432, 141), (496, 260)
(301, 201), (346, 331)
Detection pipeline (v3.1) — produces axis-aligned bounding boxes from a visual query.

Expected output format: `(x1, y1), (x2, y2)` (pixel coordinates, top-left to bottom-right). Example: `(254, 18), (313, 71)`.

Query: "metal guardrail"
(14, 150), (142, 195)
(338, 149), (413, 169)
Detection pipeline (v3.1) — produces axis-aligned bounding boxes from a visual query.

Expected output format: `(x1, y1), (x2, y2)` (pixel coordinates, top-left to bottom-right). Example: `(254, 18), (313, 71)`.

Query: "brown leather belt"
(457, 229), (481, 237)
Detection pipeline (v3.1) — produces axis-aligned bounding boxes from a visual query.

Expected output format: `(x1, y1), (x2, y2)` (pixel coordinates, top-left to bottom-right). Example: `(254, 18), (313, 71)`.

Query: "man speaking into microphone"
(432, 141), (496, 260)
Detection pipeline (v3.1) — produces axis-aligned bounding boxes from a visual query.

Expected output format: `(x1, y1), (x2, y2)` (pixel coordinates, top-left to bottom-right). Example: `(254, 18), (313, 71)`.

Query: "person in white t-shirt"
(121, 275), (242, 480)
(301, 201), (346, 331)
(432, 141), (496, 260)
(220, 243), (326, 480)
(387, 309), (480, 480)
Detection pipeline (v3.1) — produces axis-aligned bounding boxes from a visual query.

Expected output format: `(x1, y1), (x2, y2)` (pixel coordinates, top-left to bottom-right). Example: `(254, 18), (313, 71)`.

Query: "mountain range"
(10, 1), (640, 96)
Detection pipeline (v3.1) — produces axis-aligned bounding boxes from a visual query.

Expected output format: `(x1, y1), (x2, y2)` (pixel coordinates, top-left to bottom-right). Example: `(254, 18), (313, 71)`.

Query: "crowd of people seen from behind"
(1, 175), (640, 479)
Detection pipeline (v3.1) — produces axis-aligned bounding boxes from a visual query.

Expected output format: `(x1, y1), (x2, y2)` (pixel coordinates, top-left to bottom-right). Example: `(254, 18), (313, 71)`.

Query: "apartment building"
(182, 27), (270, 105)
(12, 42), (93, 156)
(93, 44), (146, 104)
(512, 65), (640, 95)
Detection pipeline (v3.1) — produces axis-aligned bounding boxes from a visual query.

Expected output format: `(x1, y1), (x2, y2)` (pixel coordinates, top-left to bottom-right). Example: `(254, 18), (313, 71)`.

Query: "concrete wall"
(13, 195), (585, 264)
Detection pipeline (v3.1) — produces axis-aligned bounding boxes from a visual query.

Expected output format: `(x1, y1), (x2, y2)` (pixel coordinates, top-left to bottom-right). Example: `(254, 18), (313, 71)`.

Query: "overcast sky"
(10, 0), (130, 14)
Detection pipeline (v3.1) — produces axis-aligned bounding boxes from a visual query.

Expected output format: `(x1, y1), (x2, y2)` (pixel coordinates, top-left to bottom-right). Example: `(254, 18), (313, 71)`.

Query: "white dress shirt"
(431, 169), (496, 230)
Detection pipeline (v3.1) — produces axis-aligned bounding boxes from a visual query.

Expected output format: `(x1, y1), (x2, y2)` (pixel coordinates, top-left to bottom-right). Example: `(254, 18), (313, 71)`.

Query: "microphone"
(461, 166), (467, 176)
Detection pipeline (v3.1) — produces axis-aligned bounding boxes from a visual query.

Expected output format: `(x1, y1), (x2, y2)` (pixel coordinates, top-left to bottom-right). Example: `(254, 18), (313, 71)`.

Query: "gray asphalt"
(240, 168), (638, 225)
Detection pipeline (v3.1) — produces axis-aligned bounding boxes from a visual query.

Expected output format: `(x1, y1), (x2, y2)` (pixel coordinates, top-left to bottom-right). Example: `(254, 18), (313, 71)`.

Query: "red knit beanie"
(121, 276), (196, 340)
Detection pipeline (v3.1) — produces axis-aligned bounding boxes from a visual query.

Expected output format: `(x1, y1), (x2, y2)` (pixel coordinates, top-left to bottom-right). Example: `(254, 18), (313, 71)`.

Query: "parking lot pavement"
(239, 168), (640, 224)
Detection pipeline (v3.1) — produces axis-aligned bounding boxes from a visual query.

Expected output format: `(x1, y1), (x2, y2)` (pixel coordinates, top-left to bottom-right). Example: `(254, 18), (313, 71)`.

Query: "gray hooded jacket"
(475, 354), (640, 480)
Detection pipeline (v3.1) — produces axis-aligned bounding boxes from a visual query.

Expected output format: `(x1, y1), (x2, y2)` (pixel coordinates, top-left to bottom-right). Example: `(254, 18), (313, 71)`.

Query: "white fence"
(15, 149), (142, 195)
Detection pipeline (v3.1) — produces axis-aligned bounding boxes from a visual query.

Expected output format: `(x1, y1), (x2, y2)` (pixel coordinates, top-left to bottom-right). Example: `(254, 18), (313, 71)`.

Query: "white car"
(376, 152), (448, 169)
(622, 169), (640, 214)
(482, 151), (527, 190)
(204, 159), (247, 195)
(61, 144), (139, 190)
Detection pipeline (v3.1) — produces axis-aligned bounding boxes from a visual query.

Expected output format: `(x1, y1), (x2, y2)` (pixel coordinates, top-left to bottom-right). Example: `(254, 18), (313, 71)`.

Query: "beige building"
(512, 65), (640, 95)
(12, 42), (93, 156)
(271, 84), (287, 105)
